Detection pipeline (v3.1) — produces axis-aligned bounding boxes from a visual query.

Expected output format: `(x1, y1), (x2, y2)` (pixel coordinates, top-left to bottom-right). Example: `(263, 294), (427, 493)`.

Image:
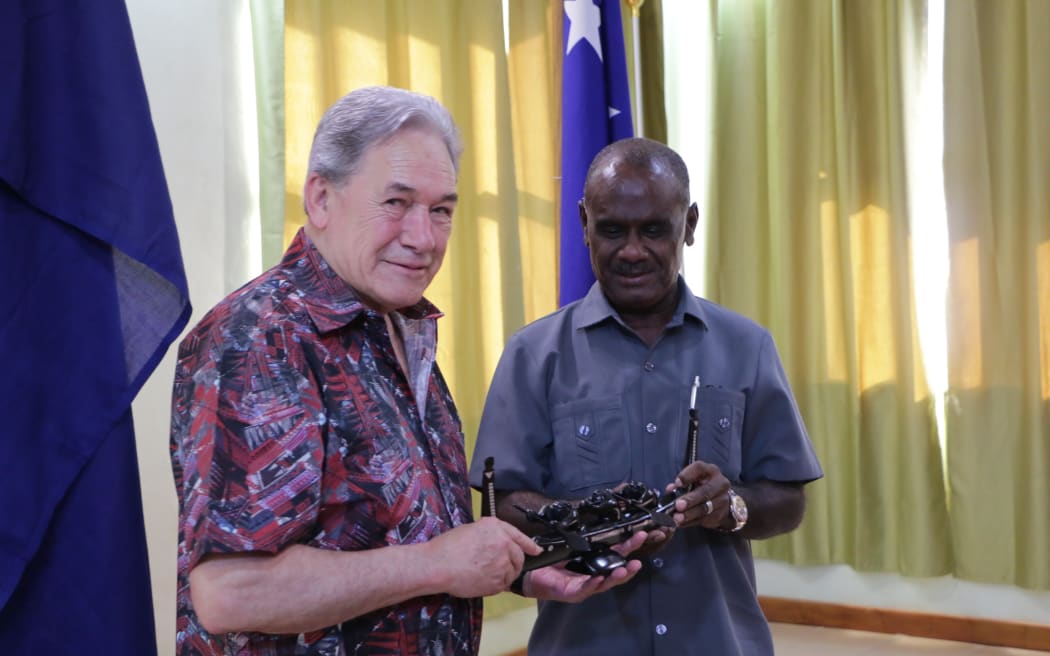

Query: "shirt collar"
(281, 228), (442, 333)
(572, 276), (707, 332)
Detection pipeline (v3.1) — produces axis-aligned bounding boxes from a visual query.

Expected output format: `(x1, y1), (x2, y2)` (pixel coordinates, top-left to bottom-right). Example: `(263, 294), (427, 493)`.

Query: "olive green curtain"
(705, 0), (953, 577)
(943, 0), (1050, 589)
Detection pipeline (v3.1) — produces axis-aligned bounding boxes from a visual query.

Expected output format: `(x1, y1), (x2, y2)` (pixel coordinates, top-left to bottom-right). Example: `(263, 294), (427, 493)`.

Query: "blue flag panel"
(559, 0), (635, 306)
(0, 1), (191, 653)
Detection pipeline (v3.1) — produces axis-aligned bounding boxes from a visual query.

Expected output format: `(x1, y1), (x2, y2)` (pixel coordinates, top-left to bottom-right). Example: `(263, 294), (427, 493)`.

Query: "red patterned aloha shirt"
(170, 228), (480, 655)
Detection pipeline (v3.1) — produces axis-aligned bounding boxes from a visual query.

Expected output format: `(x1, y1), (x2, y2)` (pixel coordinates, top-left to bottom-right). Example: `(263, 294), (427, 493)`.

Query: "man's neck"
(614, 290), (680, 347)
(383, 313), (410, 375)
(620, 312), (673, 347)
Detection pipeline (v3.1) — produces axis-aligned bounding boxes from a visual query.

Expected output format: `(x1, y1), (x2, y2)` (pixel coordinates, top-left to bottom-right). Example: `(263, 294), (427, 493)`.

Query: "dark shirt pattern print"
(170, 229), (480, 655)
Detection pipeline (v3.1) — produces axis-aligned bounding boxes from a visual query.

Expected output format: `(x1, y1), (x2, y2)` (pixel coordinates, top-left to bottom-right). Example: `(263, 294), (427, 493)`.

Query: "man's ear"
(303, 173), (330, 229)
(578, 199), (589, 245)
(684, 202), (699, 247)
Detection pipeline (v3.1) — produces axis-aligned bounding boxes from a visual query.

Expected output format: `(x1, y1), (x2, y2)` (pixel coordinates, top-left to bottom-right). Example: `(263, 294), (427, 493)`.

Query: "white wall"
(125, 1), (260, 653)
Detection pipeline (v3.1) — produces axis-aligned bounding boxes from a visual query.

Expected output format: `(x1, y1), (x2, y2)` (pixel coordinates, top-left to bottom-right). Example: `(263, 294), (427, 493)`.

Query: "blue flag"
(0, 1), (191, 653)
(559, 0), (635, 306)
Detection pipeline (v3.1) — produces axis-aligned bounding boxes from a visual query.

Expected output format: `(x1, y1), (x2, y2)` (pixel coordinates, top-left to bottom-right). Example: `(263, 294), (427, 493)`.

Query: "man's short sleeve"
(469, 334), (552, 492)
(171, 323), (326, 570)
(740, 332), (823, 484)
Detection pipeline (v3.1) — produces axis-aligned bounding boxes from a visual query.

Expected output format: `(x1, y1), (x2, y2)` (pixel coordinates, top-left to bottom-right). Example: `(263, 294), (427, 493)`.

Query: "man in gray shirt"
(469, 137), (823, 655)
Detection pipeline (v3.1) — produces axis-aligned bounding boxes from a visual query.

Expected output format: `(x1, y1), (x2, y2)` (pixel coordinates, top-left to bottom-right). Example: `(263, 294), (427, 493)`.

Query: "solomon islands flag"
(559, 0), (635, 305)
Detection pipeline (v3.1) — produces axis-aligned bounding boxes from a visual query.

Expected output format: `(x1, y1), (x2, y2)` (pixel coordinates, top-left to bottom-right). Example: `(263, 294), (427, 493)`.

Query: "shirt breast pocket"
(550, 396), (630, 492)
(695, 387), (745, 482)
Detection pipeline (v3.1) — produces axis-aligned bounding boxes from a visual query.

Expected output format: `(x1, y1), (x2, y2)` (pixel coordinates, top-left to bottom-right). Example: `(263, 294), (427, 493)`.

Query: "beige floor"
(479, 608), (1048, 655)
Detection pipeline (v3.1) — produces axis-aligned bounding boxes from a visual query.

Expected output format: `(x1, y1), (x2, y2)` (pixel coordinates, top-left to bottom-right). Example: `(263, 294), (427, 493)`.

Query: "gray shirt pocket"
(550, 395), (630, 492)
(695, 387), (745, 482)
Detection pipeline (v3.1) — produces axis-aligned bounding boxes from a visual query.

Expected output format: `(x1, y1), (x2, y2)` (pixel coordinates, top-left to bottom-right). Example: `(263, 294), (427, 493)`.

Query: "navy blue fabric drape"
(0, 1), (191, 651)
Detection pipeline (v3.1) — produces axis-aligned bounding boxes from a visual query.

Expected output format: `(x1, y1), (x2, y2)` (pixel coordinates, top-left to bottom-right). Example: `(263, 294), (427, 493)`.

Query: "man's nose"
(401, 203), (436, 252)
(618, 232), (647, 260)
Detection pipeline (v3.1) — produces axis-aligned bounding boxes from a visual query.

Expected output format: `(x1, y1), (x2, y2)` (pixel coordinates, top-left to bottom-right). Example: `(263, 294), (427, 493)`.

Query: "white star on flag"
(564, 0), (602, 61)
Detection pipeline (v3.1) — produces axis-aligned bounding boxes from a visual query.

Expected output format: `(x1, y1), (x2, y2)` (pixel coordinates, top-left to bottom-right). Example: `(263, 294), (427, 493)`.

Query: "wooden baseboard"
(760, 596), (1050, 652)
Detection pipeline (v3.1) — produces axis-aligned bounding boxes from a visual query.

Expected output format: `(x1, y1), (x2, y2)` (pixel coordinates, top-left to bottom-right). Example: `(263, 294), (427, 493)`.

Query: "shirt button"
(643, 361), (655, 372)
(652, 558), (664, 568)
(655, 624), (667, 636)
(645, 422), (657, 434)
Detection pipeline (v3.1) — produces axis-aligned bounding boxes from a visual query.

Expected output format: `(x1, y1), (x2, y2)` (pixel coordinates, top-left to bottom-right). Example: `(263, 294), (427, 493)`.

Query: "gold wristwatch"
(726, 489), (748, 532)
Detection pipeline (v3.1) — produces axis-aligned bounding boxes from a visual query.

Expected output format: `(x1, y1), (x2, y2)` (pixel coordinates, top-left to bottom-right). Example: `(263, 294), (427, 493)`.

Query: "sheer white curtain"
(126, 0), (263, 652)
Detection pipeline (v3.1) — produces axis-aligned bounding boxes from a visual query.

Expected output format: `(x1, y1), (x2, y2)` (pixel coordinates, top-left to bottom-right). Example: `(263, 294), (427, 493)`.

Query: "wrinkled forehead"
(359, 127), (457, 181)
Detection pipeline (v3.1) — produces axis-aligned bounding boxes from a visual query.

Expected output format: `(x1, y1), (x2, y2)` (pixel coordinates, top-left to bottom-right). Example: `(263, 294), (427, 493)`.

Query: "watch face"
(729, 490), (748, 528)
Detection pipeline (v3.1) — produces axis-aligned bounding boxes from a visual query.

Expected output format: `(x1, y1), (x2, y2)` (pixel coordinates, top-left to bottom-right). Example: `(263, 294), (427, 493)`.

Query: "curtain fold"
(249, 0), (286, 267)
(620, 0), (667, 142)
(637, 0), (666, 143)
(706, 0), (952, 577)
(506, 0), (560, 329)
(943, 0), (1050, 590)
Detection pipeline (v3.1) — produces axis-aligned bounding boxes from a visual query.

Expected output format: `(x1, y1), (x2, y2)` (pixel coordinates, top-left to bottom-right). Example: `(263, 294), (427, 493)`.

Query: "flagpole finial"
(625, 0), (646, 18)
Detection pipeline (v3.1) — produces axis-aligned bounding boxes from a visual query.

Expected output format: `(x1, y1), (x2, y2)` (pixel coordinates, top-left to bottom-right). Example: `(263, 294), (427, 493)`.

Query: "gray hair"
(307, 86), (463, 185)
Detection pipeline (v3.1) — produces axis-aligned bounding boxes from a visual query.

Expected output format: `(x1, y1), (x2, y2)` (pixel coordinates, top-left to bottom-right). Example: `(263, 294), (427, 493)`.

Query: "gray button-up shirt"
(470, 278), (823, 656)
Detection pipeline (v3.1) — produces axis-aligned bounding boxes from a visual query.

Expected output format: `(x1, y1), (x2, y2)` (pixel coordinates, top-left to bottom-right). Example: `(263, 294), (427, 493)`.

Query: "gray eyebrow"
(385, 182), (458, 204)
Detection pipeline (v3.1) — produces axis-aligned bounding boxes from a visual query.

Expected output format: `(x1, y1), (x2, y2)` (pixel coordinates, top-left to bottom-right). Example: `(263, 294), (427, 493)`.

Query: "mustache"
(609, 262), (653, 276)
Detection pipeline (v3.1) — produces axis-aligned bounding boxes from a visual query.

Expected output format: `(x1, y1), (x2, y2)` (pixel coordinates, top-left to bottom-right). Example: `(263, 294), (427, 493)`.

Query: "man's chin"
(604, 288), (659, 311)
(390, 284), (430, 309)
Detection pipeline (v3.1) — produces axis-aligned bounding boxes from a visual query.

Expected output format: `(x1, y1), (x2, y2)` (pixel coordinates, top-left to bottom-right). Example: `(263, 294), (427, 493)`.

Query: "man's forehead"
(383, 181), (418, 194)
(588, 184), (688, 220)
(362, 127), (455, 168)
(355, 134), (457, 194)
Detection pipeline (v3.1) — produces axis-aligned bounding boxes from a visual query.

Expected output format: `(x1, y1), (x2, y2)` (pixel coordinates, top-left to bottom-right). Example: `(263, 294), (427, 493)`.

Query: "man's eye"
(430, 207), (453, 224)
(600, 226), (623, 237)
(385, 198), (407, 207)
